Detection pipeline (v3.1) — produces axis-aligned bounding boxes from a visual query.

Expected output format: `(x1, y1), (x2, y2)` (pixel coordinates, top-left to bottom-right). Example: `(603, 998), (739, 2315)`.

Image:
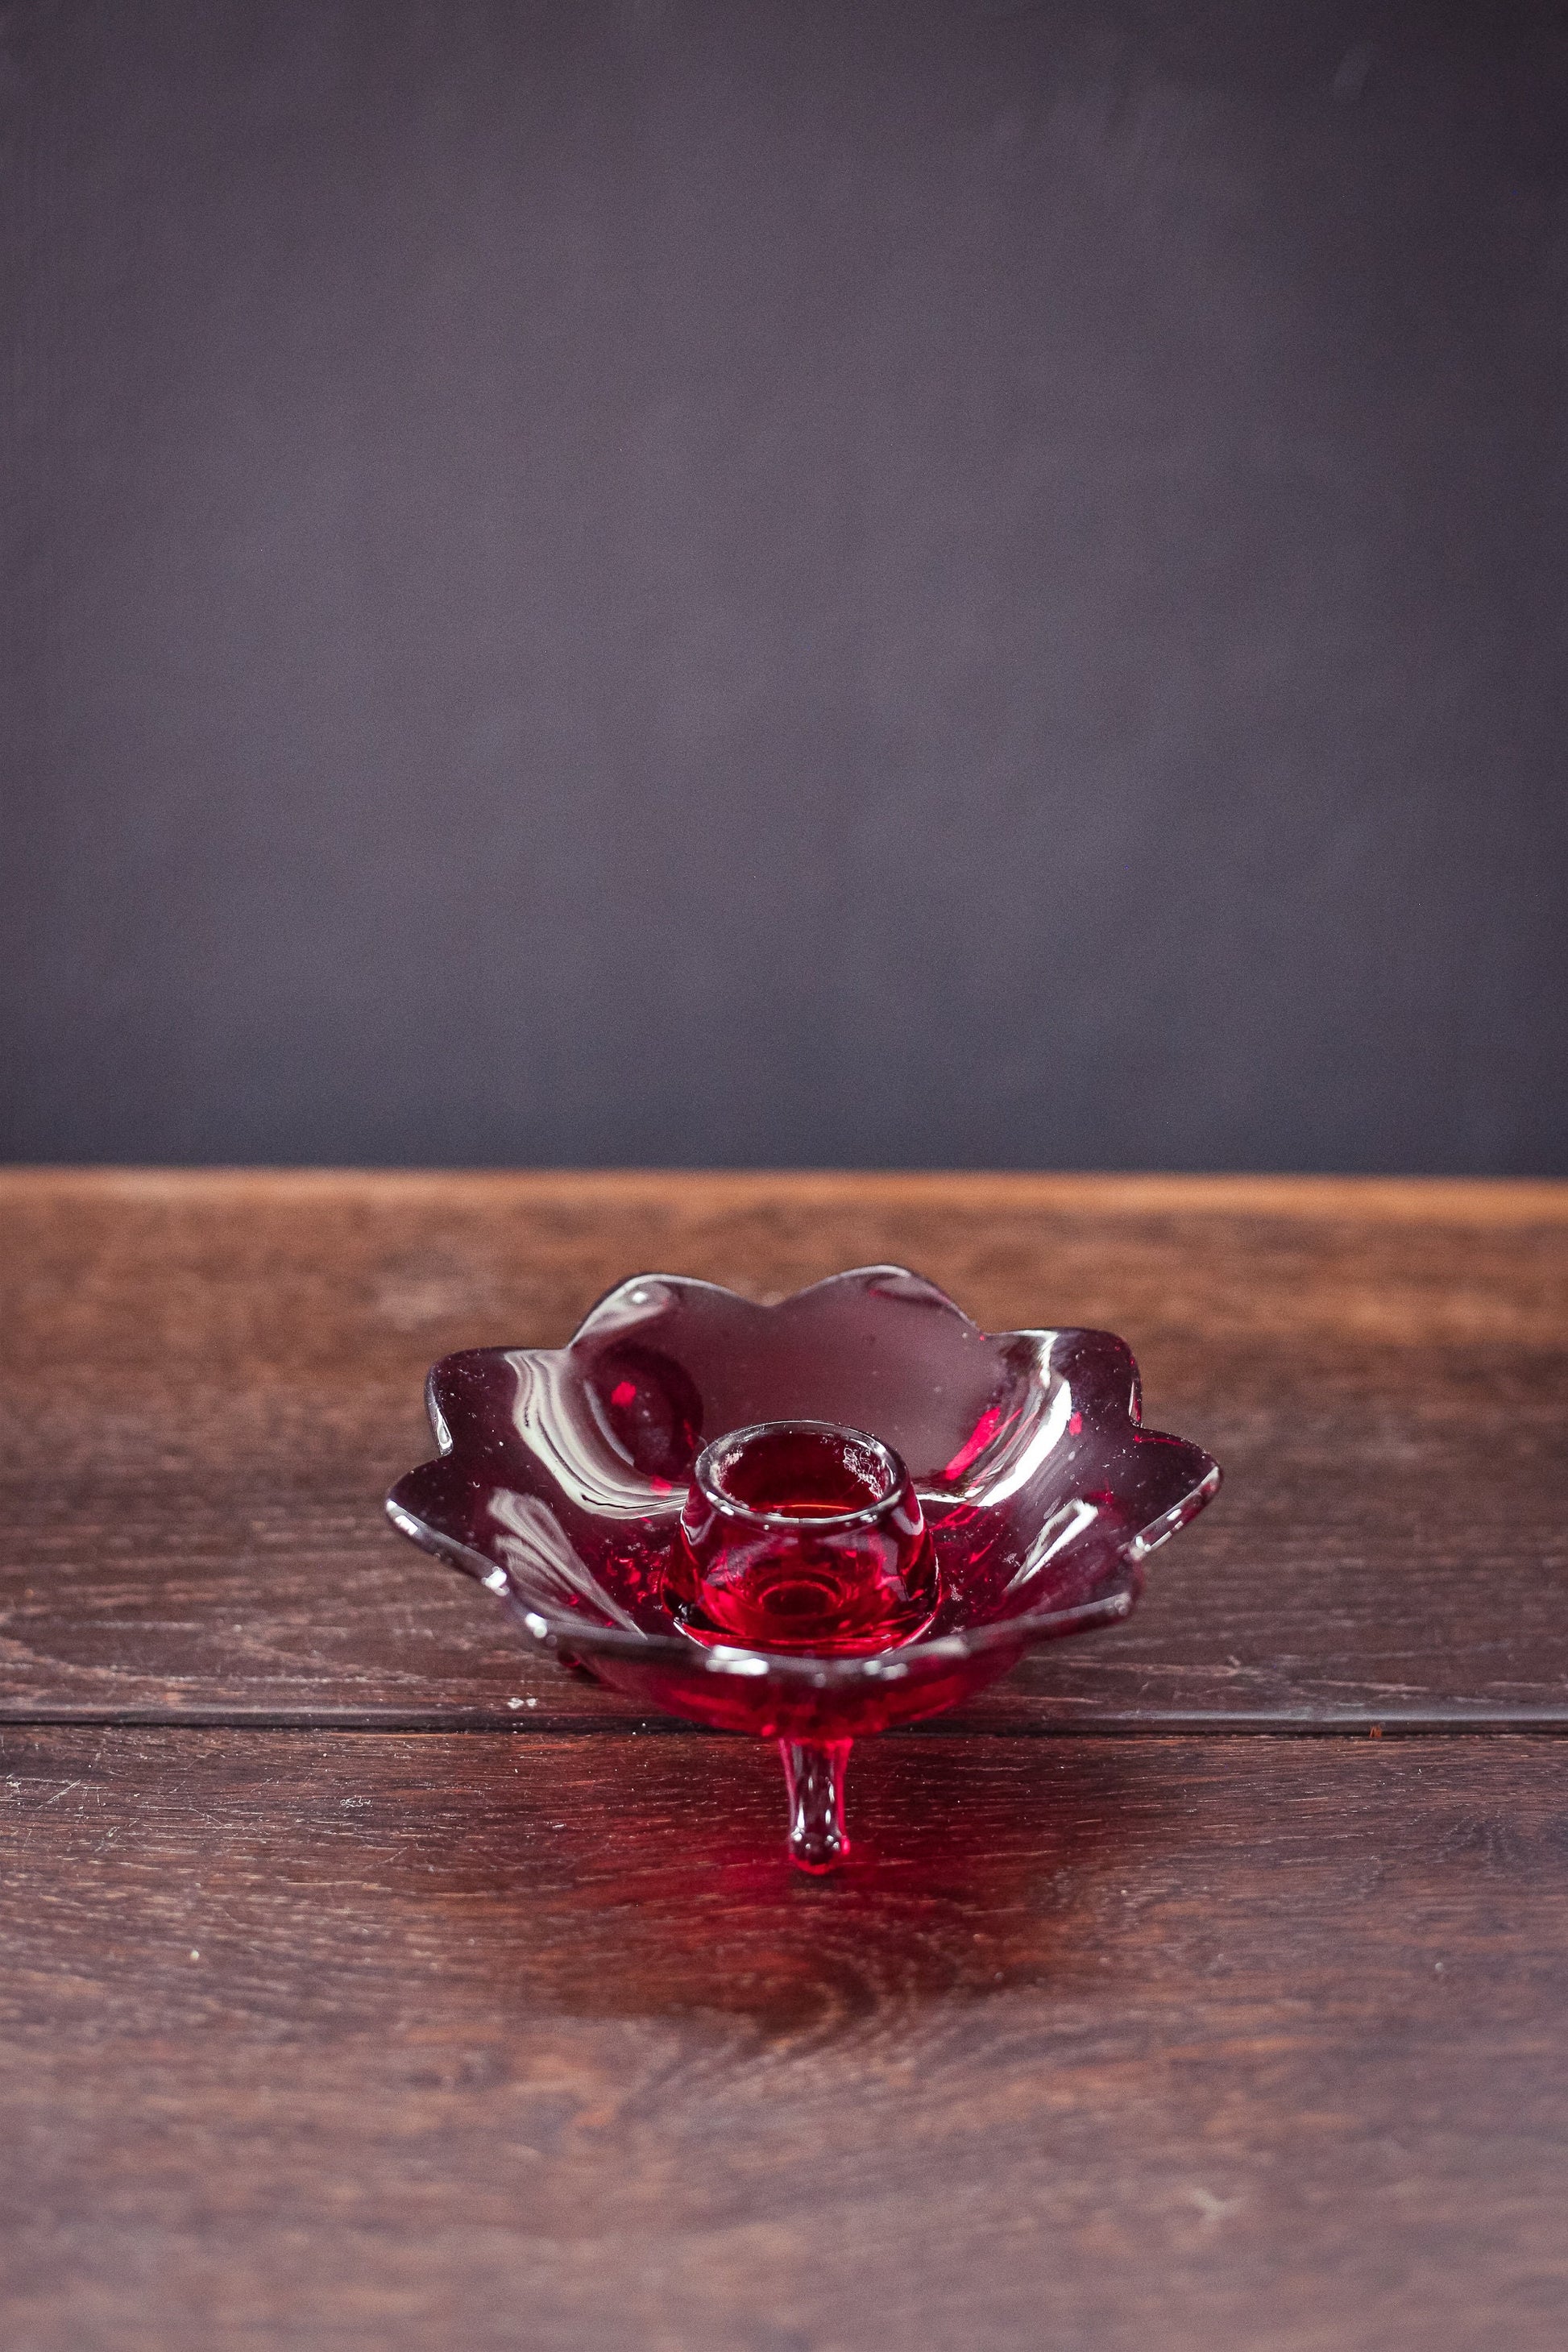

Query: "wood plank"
(2, 1170), (1565, 1724)
(2, 1726), (1566, 2350)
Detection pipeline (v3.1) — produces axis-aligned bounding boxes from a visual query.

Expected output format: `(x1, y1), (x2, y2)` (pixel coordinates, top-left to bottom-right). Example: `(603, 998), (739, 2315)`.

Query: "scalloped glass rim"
(384, 1263), (1221, 1688)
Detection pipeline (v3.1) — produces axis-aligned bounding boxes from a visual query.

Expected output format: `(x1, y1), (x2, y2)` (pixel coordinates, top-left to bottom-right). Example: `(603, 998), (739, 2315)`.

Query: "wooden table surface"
(2, 1169), (1566, 2350)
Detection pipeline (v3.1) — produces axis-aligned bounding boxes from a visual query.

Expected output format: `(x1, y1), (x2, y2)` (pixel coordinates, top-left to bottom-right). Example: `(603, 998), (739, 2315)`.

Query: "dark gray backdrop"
(3, 0), (1566, 1171)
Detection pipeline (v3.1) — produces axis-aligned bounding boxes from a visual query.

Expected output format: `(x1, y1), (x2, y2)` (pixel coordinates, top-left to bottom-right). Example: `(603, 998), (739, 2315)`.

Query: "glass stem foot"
(779, 1738), (852, 1873)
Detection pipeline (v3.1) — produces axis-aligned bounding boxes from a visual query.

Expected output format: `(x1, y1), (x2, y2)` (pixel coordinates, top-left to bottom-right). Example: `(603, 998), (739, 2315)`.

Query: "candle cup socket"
(666, 1419), (940, 1657)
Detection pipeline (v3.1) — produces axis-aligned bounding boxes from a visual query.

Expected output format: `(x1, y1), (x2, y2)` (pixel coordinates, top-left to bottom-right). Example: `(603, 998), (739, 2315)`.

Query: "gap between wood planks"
(2, 1710), (1567, 1733)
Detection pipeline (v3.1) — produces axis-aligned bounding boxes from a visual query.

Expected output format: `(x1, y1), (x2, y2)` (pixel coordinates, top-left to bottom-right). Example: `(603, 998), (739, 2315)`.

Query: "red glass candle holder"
(387, 1266), (1221, 1873)
(666, 1420), (940, 1657)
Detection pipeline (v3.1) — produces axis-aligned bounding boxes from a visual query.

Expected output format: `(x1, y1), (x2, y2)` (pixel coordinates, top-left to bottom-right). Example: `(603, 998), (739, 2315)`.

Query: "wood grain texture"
(2, 1170), (1565, 1724)
(1, 1726), (1566, 2351)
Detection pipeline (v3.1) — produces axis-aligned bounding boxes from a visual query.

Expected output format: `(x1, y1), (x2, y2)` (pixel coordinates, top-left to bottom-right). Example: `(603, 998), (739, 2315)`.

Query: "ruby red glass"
(387, 1266), (1221, 1871)
(668, 1421), (940, 1657)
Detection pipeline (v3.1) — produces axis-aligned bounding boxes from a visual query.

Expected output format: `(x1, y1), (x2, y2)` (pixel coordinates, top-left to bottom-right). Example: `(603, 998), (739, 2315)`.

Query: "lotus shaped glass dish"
(387, 1266), (1220, 1869)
